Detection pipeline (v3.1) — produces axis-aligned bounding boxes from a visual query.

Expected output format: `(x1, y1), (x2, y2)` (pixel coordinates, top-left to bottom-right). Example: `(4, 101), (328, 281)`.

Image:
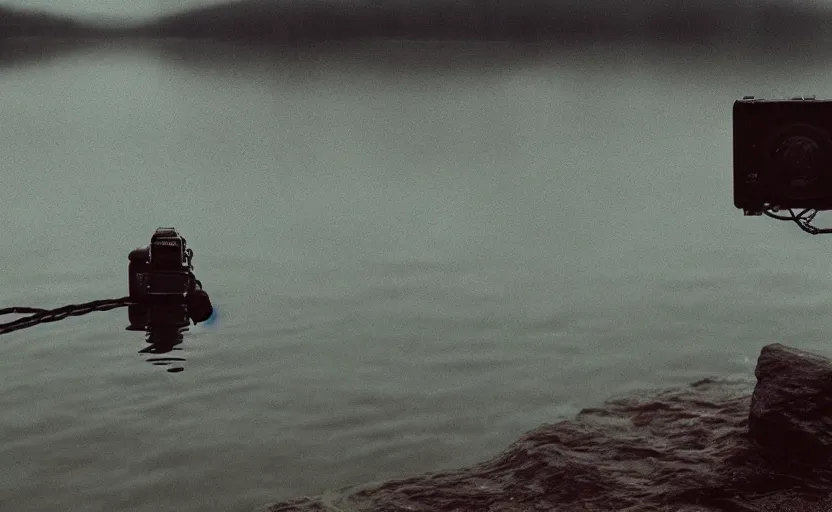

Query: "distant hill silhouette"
(0, 6), (136, 39)
(0, 6), (90, 37)
(136, 0), (832, 45)
(2, 1), (831, 46)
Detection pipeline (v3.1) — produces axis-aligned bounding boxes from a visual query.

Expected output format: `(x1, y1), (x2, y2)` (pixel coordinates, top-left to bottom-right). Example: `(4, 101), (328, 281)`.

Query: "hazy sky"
(0, 0), (229, 19)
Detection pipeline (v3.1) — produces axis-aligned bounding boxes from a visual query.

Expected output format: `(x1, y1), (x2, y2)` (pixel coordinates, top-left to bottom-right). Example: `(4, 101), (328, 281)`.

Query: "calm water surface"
(2, 39), (832, 511)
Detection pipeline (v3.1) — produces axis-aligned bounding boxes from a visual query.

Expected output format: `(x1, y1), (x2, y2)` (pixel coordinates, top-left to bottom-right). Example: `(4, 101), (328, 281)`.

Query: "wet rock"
(267, 345), (832, 512)
(749, 343), (832, 464)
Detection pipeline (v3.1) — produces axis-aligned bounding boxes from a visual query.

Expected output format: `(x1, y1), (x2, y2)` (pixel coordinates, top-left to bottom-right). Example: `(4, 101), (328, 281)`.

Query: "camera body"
(734, 96), (832, 215)
(127, 228), (212, 331)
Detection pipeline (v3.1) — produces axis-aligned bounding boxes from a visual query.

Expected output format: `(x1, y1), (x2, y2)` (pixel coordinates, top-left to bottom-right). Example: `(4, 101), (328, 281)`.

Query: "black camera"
(127, 227), (212, 331)
(734, 96), (832, 215)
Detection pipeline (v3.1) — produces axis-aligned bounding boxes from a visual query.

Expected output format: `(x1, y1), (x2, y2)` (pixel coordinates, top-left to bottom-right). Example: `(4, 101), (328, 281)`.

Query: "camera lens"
(768, 124), (832, 190)
(775, 135), (824, 177)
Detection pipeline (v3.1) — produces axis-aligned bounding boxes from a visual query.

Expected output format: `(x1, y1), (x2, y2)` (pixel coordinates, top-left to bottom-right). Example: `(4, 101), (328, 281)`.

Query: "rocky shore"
(267, 344), (832, 511)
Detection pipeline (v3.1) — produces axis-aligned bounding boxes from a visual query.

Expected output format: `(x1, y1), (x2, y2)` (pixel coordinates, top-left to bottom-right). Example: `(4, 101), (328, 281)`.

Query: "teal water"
(1, 39), (832, 511)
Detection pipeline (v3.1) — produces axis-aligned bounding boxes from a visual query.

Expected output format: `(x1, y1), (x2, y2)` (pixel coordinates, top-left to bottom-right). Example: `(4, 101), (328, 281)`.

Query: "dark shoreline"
(267, 344), (832, 512)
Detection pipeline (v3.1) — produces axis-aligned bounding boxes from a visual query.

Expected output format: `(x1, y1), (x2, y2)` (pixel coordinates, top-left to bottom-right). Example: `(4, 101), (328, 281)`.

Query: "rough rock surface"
(267, 344), (832, 511)
(749, 343), (832, 464)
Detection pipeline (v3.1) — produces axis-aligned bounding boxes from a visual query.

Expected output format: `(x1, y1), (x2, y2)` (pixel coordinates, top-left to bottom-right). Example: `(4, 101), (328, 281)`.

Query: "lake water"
(2, 38), (832, 511)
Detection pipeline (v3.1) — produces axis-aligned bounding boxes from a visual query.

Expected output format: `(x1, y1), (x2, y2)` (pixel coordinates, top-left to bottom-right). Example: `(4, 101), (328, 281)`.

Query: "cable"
(0, 306), (47, 315)
(764, 208), (832, 235)
(0, 297), (133, 336)
(763, 210), (795, 221)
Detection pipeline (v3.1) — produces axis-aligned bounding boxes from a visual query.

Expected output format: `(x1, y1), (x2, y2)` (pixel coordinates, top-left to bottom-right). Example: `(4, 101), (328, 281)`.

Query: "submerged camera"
(127, 227), (212, 331)
(734, 96), (832, 215)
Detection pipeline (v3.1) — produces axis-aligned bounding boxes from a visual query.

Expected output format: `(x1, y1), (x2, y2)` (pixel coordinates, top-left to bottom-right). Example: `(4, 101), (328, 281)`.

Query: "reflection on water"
(126, 298), (191, 373)
(0, 38), (87, 69)
(138, 326), (187, 373)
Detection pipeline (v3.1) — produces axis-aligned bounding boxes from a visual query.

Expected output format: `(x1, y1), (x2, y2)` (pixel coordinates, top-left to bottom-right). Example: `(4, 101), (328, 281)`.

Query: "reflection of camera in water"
(139, 326), (187, 373)
(734, 97), (832, 215)
(127, 227), (212, 332)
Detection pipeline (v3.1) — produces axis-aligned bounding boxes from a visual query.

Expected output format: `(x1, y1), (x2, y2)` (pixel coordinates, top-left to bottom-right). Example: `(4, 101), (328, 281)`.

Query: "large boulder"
(268, 344), (832, 511)
(749, 343), (832, 464)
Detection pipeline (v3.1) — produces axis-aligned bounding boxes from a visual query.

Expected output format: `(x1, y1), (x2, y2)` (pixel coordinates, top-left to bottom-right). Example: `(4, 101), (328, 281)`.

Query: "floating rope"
(0, 297), (133, 335)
